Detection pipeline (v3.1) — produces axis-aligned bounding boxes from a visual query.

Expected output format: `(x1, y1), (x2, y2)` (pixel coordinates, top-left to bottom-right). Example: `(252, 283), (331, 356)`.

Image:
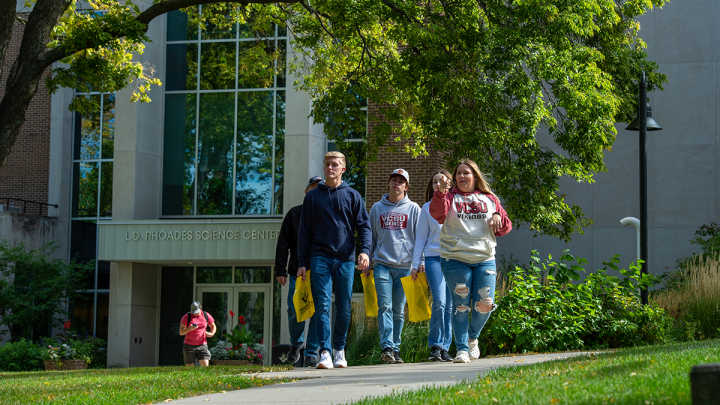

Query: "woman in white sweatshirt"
(411, 170), (454, 362)
(429, 160), (512, 363)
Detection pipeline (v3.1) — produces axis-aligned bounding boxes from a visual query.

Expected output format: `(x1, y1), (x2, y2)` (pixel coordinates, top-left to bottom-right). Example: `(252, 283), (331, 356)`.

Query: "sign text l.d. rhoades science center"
(98, 220), (283, 262)
(125, 229), (280, 241)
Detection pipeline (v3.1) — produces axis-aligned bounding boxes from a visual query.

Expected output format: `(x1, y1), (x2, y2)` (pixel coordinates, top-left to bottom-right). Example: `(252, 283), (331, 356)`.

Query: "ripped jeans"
(440, 258), (496, 353)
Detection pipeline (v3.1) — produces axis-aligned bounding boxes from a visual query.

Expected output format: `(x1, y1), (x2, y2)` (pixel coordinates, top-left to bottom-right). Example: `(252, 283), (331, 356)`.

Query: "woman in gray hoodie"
(365, 169), (421, 364)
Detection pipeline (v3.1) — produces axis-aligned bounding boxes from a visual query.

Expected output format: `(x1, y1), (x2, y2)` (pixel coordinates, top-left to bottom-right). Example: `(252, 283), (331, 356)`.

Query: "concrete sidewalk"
(174, 351), (593, 404)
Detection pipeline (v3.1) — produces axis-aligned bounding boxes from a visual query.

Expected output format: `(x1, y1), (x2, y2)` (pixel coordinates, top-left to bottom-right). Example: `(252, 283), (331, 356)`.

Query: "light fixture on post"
(625, 72), (662, 305)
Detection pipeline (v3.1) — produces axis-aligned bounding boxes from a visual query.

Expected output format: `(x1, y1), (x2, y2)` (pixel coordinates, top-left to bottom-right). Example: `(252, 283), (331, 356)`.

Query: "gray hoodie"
(369, 194), (421, 269)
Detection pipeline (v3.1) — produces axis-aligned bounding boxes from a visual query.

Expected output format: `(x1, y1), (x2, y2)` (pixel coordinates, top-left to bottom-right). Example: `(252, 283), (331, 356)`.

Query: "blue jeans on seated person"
(441, 258), (497, 353)
(425, 256), (453, 350)
(373, 263), (411, 351)
(310, 256), (355, 355)
(287, 275), (319, 357)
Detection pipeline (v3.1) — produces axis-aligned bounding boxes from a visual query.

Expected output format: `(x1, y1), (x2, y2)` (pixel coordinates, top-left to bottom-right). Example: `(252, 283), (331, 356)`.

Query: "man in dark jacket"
(275, 176), (322, 367)
(297, 151), (372, 369)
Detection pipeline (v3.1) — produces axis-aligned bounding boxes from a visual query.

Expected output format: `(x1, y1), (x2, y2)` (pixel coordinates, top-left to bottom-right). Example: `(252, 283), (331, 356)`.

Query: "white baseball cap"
(390, 168), (409, 184)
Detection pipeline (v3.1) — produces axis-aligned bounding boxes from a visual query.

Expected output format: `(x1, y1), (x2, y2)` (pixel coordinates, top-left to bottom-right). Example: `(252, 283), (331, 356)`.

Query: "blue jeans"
(441, 258), (497, 353)
(287, 275), (319, 357)
(310, 256), (355, 354)
(425, 256), (453, 350)
(373, 263), (411, 351)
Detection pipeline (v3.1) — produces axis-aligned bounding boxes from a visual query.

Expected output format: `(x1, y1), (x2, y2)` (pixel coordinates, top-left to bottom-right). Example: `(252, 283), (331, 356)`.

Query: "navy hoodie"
(297, 181), (371, 268)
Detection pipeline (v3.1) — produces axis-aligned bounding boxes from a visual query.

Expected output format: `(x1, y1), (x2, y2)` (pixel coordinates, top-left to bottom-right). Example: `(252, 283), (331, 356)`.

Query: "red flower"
(238, 315), (246, 325)
(229, 310), (235, 317)
(63, 321), (71, 330)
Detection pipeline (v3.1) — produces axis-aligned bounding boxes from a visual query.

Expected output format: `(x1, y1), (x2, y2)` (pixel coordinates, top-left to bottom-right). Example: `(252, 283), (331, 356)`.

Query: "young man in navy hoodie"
(297, 151), (371, 369)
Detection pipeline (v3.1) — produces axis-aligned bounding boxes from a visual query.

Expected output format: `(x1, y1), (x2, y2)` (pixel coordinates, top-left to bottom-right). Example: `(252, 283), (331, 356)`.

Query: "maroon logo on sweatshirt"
(454, 201), (488, 214)
(380, 213), (408, 230)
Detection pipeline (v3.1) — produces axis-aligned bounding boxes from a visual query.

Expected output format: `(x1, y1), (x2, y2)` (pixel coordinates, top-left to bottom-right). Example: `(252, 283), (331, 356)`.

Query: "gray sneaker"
(429, 346), (442, 362)
(440, 349), (453, 362)
(393, 351), (403, 364)
(288, 346), (301, 365)
(381, 348), (395, 364)
(304, 355), (318, 368)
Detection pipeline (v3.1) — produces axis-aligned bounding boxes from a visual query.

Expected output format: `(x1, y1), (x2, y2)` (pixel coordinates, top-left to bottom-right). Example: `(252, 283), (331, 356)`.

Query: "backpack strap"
(186, 312), (191, 327)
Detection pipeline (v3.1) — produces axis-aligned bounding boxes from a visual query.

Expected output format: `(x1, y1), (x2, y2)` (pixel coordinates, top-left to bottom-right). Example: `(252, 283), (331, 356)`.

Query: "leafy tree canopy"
(0, 0), (666, 241)
(0, 240), (93, 342)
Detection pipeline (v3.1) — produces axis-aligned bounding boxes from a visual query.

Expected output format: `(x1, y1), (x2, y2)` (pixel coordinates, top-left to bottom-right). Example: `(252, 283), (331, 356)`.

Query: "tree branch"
(0, 0), (16, 79)
(42, 0), (300, 66)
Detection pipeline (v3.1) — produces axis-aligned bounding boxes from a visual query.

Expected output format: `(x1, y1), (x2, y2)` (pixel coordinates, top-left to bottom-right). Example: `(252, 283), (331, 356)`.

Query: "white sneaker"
(468, 340), (480, 360)
(316, 350), (334, 369)
(333, 349), (347, 368)
(453, 351), (470, 363)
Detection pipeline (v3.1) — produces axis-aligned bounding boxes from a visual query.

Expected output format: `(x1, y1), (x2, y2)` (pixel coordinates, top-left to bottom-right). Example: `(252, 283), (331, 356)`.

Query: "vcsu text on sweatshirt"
(429, 188), (512, 263)
(369, 194), (421, 269)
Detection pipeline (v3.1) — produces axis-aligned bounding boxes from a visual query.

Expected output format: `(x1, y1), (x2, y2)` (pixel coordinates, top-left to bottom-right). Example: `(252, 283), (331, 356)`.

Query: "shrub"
(40, 336), (108, 368)
(0, 339), (44, 371)
(479, 250), (671, 355)
(652, 255), (720, 340)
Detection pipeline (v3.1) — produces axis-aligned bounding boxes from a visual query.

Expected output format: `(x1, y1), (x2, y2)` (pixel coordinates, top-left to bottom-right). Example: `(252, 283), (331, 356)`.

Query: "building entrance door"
(197, 286), (272, 364)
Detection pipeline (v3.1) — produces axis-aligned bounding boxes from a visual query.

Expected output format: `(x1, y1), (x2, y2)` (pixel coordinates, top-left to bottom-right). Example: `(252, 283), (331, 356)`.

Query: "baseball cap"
(389, 168), (409, 184)
(306, 176), (322, 189)
(190, 301), (201, 314)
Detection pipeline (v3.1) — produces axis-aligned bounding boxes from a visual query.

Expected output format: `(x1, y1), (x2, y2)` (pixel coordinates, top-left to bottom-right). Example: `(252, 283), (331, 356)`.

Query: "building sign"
(98, 220), (282, 263)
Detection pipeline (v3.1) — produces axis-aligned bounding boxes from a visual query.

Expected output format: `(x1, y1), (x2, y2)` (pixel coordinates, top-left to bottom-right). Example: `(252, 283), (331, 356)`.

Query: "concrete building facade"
(1, 0), (718, 365)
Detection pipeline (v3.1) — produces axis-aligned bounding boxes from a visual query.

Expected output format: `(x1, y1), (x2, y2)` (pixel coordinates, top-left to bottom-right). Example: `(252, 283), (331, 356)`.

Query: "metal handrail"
(0, 197), (59, 216)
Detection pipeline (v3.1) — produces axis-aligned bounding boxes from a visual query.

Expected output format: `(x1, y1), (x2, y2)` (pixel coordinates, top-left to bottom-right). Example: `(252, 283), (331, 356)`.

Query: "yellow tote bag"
(360, 271), (379, 317)
(293, 271), (315, 322)
(401, 272), (432, 322)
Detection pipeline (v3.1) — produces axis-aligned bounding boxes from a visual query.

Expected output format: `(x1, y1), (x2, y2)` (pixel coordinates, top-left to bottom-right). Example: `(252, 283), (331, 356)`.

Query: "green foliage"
(0, 240), (94, 342)
(690, 222), (720, 256)
(40, 337), (107, 368)
(345, 313), (431, 365)
(0, 339), (44, 372)
(287, 0), (667, 241)
(480, 250), (671, 354)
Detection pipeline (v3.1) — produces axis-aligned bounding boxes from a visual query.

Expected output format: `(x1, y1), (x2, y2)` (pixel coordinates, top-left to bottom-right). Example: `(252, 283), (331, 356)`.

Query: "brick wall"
(0, 14), (52, 216)
(365, 104), (445, 212)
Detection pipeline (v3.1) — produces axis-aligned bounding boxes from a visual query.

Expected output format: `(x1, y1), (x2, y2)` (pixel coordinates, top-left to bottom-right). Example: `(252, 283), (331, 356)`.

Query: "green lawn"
(0, 364), (295, 404)
(355, 340), (720, 404)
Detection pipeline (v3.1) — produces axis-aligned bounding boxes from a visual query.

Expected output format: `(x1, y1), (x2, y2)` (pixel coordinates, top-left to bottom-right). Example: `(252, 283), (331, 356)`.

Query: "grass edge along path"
(0, 364), (296, 404)
(353, 340), (720, 405)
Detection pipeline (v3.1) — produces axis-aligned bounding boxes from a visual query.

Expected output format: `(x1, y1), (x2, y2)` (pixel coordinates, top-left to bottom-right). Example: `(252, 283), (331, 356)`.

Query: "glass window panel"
(196, 267), (233, 283)
(70, 220), (97, 289)
(200, 291), (228, 345)
(166, 43), (198, 91)
(237, 41), (274, 89)
(201, 11), (236, 40)
(101, 94), (115, 159)
(200, 42), (236, 90)
(197, 92), (234, 215)
(97, 260), (110, 290)
(100, 162), (113, 217)
(274, 91), (285, 214)
(237, 291), (264, 343)
(277, 23), (287, 37)
(276, 39), (286, 88)
(72, 162), (99, 217)
(236, 91), (273, 215)
(167, 9), (198, 41)
(73, 94), (101, 160)
(272, 280), (281, 347)
(163, 93), (197, 216)
(96, 293), (109, 340)
(234, 267), (271, 283)
(69, 293), (94, 339)
(328, 141), (366, 200)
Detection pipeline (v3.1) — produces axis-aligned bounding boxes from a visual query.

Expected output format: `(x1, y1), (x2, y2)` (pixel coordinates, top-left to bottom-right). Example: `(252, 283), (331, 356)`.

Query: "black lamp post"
(625, 72), (662, 305)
